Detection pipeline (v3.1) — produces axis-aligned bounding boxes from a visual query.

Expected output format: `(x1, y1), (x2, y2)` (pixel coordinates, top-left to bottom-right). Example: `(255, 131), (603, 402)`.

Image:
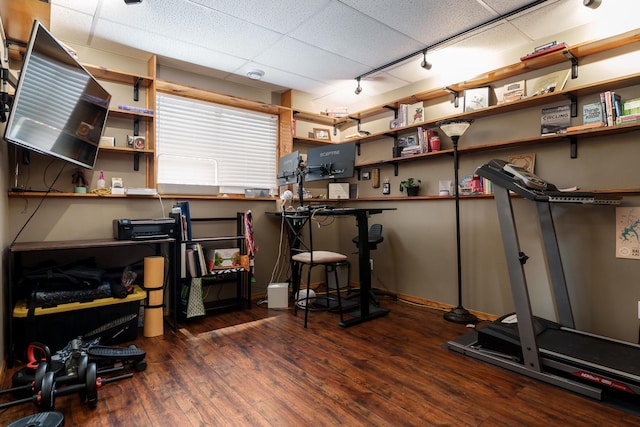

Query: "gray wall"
(3, 24), (640, 371)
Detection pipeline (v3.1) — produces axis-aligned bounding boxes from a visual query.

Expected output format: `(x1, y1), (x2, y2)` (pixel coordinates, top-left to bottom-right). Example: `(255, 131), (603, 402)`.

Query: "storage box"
(12, 285), (146, 358)
(268, 283), (289, 308)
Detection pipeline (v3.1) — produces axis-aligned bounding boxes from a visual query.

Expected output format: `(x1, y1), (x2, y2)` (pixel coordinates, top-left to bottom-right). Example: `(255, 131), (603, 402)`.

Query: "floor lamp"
(437, 119), (478, 324)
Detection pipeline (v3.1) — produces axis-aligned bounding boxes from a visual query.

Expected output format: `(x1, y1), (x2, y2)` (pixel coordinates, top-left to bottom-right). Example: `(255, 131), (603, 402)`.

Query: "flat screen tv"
(4, 20), (111, 170)
(277, 150), (301, 186)
(305, 141), (356, 182)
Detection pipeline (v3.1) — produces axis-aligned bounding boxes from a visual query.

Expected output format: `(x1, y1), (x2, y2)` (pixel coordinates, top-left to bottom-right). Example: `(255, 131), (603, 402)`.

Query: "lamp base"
(443, 306), (477, 324)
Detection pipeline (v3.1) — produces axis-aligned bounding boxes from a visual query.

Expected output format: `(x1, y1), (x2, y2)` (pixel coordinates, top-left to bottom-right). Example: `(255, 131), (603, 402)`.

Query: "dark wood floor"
(1, 298), (640, 426)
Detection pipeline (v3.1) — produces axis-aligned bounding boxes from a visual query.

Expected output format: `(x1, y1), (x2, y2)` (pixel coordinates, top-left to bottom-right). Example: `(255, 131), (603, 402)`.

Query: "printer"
(114, 218), (177, 240)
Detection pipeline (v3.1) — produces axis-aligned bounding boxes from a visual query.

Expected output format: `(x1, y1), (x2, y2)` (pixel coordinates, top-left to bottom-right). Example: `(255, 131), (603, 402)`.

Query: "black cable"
(11, 163), (66, 246)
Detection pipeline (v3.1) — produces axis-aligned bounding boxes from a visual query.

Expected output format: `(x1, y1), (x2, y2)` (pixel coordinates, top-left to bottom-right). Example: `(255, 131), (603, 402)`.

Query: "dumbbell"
(0, 363), (49, 399)
(38, 362), (133, 410)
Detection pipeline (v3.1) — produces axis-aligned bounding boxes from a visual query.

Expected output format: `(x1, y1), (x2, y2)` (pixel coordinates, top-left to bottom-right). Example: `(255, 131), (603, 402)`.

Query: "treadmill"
(447, 159), (640, 401)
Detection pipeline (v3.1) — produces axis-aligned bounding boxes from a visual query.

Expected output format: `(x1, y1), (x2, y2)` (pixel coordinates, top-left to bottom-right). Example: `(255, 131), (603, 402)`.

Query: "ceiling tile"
(288, 1), (424, 67)
(253, 36), (369, 81)
(189, 0), (332, 34)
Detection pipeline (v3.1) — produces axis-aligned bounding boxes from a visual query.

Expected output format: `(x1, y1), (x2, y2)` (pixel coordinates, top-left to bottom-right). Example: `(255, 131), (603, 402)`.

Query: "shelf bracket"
(133, 77), (143, 101)
(393, 163), (398, 176)
(134, 152), (140, 171)
(357, 169), (361, 181)
(383, 105), (398, 118)
(444, 87), (460, 108)
(568, 136), (577, 159)
(133, 117), (140, 136)
(562, 50), (578, 79)
(563, 93), (578, 117)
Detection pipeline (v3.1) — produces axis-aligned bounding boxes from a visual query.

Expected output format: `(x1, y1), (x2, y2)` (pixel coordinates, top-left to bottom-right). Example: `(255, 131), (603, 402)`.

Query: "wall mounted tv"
(305, 141), (356, 182)
(4, 20), (111, 170)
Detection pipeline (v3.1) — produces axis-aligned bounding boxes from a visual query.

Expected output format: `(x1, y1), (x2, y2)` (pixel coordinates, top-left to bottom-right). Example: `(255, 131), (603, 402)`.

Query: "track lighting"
(583, 0), (601, 8)
(354, 77), (362, 95)
(124, 0), (142, 4)
(420, 50), (432, 70)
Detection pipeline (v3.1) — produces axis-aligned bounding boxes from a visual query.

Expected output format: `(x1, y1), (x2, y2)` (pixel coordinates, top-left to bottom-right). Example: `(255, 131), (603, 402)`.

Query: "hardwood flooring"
(1, 298), (639, 426)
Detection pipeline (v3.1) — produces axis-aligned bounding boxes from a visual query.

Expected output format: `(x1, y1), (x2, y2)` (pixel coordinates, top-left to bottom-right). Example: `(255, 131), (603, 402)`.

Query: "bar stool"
(288, 212), (347, 328)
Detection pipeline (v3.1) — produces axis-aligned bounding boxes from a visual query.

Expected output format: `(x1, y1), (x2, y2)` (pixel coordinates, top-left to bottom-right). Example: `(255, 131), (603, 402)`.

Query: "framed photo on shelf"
(313, 128), (331, 141)
(464, 87), (490, 112)
(507, 153), (536, 173)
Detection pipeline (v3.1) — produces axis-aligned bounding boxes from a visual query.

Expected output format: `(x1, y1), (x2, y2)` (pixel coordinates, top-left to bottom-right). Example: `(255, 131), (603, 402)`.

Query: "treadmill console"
(475, 159), (557, 200)
(476, 159), (622, 205)
(503, 163), (549, 191)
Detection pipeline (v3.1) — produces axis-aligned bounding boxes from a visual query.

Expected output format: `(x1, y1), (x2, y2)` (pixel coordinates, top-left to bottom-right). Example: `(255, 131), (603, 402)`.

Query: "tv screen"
(277, 150), (301, 186)
(305, 141), (356, 182)
(4, 20), (111, 170)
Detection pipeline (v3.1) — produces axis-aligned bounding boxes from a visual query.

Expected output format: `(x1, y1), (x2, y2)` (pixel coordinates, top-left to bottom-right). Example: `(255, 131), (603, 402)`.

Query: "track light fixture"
(124, 0), (143, 4)
(420, 50), (432, 70)
(583, 0), (601, 8)
(352, 0), (547, 84)
(354, 77), (362, 95)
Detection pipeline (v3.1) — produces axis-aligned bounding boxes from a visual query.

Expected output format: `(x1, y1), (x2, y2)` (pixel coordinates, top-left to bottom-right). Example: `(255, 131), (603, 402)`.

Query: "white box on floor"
(268, 283), (289, 308)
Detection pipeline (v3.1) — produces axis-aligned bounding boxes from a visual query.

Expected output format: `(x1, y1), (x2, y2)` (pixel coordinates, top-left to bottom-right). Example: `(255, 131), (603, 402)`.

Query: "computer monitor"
(277, 150), (301, 186)
(305, 141), (356, 182)
(4, 20), (111, 170)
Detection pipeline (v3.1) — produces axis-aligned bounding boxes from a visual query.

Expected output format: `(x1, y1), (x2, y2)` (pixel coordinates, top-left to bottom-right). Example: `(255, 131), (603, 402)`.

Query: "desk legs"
(340, 210), (389, 327)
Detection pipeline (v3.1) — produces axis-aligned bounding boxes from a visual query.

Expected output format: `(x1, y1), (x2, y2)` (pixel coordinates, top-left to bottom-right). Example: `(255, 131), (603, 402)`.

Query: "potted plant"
(399, 177), (421, 197)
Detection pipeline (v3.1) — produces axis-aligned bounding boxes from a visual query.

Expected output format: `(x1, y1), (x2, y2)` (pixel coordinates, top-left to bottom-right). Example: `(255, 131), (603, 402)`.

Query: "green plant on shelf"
(399, 177), (421, 192)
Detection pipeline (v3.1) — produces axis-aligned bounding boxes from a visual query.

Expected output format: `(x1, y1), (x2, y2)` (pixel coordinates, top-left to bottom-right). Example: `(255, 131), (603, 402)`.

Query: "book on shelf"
(541, 104), (570, 135)
(616, 113), (640, 125)
(500, 80), (525, 104)
(117, 104), (154, 115)
(520, 42), (566, 61)
(187, 243), (208, 276)
(401, 145), (422, 157)
(603, 91), (622, 126)
(622, 97), (640, 115)
(174, 201), (192, 241)
(185, 247), (197, 278)
(582, 102), (604, 126)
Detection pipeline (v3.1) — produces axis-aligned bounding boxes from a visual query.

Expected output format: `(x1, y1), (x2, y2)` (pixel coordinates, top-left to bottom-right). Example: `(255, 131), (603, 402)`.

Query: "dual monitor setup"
(277, 141), (356, 206)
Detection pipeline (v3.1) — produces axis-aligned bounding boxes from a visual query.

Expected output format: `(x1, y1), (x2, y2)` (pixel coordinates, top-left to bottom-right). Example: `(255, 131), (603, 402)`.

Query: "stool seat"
(292, 251), (348, 264)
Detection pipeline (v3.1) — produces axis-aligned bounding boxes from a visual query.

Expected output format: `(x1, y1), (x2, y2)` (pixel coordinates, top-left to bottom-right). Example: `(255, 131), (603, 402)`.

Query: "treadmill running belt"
(540, 328), (640, 378)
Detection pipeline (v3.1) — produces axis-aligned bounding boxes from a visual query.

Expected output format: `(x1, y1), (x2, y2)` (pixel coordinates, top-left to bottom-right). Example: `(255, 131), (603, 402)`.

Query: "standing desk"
(277, 207), (395, 327)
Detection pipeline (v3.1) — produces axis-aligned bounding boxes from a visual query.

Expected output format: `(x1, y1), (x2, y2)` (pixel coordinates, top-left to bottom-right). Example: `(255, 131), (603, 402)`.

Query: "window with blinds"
(156, 92), (278, 194)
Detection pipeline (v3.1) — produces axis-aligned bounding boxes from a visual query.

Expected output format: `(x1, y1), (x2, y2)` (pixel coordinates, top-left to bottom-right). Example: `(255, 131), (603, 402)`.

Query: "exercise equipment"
(88, 344), (147, 372)
(6, 411), (64, 427)
(448, 159), (640, 401)
(0, 361), (132, 410)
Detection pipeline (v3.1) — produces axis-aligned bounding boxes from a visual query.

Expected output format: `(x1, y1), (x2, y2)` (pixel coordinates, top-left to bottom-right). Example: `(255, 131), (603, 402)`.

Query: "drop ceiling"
(48, 0), (636, 109)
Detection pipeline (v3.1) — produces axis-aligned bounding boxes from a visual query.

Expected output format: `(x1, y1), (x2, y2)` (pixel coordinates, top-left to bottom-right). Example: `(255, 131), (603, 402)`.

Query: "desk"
(274, 207), (395, 327)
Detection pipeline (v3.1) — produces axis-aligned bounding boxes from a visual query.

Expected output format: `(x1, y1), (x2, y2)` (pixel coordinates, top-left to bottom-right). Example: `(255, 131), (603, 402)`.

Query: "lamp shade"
(438, 119), (473, 138)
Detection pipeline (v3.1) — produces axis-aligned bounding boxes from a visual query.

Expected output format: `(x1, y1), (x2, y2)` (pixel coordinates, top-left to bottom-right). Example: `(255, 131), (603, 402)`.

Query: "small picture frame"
(313, 128), (331, 141)
(463, 87), (490, 112)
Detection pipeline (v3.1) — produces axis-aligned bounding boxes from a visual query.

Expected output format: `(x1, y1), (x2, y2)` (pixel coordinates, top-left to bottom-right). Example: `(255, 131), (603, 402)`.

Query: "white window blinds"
(156, 92), (277, 194)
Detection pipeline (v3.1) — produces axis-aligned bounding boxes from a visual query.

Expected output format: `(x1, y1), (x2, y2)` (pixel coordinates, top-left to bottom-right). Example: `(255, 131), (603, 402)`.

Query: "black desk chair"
(289, 213), (347, 328)
(350, 224), (396, 306)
